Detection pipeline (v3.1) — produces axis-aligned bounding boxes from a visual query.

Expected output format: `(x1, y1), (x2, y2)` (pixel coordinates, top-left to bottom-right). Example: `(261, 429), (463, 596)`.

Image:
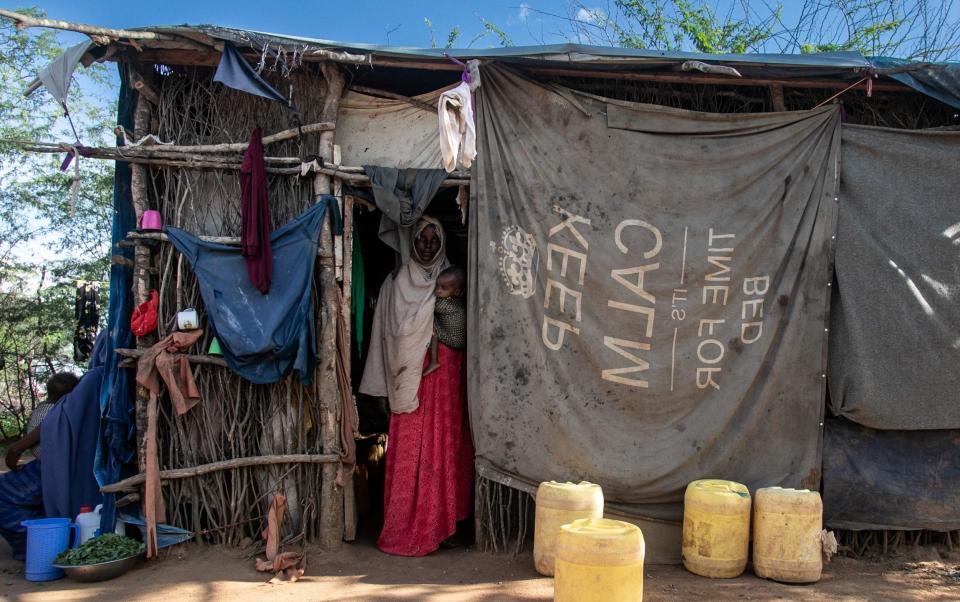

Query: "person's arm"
(4, 427), (41, 471)
(424, 333), (440, 376)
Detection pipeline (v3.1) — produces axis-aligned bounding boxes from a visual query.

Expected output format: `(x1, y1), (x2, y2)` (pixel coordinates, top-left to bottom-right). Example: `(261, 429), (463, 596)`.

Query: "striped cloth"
(25, 402), (55, 435)
(24, 402), (55, 456)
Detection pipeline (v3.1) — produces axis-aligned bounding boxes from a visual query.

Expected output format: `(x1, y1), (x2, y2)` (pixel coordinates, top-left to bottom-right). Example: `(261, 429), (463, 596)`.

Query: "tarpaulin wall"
(468, 65), (840, 521)
(828, 125), (960, 430)
(94, 63), (139, 533)
(824, 124), (960, 531)
(337, 89), (446, 168)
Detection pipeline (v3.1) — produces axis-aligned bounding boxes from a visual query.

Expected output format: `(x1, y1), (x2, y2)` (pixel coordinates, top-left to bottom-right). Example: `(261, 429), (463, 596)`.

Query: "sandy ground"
(2, 536), (960, 601)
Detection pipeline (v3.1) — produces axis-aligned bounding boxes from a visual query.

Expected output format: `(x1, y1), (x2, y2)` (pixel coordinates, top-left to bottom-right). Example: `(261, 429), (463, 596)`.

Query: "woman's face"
(415, 225), (441, 263)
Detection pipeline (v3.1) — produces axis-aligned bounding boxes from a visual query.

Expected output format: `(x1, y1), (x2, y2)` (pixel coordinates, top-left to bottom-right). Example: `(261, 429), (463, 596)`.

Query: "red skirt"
(377, 343), (474, 556)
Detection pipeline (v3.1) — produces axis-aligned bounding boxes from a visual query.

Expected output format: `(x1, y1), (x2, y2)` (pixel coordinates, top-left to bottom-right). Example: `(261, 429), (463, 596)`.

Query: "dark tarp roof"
(140, 24), (960, 109)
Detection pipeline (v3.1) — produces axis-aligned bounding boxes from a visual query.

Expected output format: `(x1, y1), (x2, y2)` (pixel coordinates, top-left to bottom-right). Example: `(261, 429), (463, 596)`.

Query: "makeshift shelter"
(5, 9), (959, 561)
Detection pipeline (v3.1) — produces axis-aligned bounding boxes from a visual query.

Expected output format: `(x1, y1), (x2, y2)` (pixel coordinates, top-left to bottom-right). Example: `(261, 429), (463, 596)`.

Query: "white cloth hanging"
(438, 81), (477, 173)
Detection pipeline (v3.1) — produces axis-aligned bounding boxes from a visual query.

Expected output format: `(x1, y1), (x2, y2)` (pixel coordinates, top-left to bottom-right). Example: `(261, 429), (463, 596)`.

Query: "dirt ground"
(3, 537), (960, 601)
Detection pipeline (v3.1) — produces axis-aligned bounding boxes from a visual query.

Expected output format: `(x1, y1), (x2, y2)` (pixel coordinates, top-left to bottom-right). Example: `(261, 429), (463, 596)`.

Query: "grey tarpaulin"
(213, 42), (296, 111)
(362, 166), (448, 264)
(468, 66), (840, 520)
(828, 125), (960, 430)
(36, 40), (93, 108)
(338, 89), (445, 168)
(823, 418), (960, 531)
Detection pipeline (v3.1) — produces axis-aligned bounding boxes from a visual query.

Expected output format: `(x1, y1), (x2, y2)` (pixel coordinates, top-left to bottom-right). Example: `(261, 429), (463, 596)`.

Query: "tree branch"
(0, 9), (162, 42)
(100, 453), (340, 493)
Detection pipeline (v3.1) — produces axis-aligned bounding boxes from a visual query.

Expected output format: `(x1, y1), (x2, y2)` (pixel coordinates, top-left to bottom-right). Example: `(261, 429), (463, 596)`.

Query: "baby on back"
(424, 266), (466, 376)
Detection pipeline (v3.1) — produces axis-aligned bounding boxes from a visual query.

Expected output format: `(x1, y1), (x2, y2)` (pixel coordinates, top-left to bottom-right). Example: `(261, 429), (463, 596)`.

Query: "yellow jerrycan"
(682, 479), (751, 578)
(753, 487), (823, 583)
(533, 481), (603, 576)
(554, 518), (645, 602)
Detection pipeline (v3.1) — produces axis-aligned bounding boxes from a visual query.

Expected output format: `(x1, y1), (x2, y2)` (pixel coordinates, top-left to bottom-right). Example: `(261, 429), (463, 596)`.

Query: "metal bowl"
(53, 553), (143, 582)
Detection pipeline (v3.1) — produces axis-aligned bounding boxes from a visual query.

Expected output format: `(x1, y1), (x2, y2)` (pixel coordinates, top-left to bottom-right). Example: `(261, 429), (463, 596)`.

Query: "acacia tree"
(557, 0), (959, 59)
(0, 8), (115, 442)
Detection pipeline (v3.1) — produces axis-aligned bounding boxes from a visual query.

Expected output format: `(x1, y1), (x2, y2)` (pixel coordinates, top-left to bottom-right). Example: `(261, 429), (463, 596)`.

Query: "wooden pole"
(315, 60), (346, 550)
(340, 187), (356, 541)
(0, 8), (163, 41)
(115, 347), (227, 368)
(769, 84), (786, 112)
(130, 89), (154, 476)
(523, 66), (911, 92)
(101, 454), (340, 493)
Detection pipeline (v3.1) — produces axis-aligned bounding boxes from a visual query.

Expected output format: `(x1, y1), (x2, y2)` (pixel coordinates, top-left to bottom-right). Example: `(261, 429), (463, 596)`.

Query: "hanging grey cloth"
(36, 40), (93, 108)
(362, 166), (448, 264)
(213, 42), (297, 111)
(828, 124), (960, 429)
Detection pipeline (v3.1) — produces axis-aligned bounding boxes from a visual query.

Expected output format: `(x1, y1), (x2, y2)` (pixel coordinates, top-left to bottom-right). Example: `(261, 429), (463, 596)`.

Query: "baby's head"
(435, 266), (466, 299)
(46, 371), (79, 403)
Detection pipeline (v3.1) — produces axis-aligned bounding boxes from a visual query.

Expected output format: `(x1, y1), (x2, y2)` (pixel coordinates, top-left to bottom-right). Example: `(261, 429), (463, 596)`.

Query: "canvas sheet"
(823, 418), (960, 531)
(468, 66), (840, 519)
(828, 125), (960, 430)
(337, 89), (446, 169)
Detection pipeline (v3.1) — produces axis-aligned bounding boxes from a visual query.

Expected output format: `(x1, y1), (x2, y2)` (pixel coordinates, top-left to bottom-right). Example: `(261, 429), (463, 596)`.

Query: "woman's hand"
(4, 427), (39, 471)
(4, 446), (23, 471)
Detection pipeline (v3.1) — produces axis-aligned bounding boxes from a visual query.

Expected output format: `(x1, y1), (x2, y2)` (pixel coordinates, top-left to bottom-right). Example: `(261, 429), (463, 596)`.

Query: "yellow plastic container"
(682, 479), (751, 578)
(554, 518), (645, 602)
(753, 487), (823, 583)
(533, 481), (603, 576)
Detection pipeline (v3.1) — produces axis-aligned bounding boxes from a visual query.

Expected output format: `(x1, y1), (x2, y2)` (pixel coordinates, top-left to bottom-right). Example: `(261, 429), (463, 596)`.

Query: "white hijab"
(360, 217), (450, 413)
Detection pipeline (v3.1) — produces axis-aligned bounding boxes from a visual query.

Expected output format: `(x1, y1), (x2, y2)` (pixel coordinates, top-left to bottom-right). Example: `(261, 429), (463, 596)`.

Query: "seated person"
(6, 372), (80, 468)
(0, 372), (79, 560)
(0, 332), (106, 561)
(425, 266), (466, 376)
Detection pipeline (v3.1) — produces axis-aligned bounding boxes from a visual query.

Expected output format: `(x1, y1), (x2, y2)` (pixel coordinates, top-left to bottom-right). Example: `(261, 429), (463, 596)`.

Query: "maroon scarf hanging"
(240, 127), (273, 294)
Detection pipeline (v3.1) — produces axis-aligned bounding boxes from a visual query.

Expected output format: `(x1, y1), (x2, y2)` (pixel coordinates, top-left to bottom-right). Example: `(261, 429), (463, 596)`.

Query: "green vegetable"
(54, 533), (146, 566)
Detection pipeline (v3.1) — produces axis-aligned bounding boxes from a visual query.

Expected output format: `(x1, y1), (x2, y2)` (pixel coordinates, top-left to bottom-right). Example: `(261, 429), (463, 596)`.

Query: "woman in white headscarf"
(360, 216), (474, 557)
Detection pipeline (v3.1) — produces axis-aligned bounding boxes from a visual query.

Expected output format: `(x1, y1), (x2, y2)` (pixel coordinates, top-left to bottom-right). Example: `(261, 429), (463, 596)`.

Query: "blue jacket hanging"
(165, 197), (340, 384)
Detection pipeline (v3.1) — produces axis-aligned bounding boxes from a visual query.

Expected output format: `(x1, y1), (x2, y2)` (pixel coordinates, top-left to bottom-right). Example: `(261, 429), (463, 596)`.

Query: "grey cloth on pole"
(468, 65), (840, 521)
(828, 124), (960, 430)
(362, 166), (448, 264)
(36, 40), (93, 107)
(213, 42), (296, 111)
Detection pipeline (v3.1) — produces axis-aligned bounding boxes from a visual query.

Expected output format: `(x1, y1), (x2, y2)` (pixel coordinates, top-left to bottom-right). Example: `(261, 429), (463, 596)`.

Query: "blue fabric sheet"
(95, 64), (139, 535)
(165, 197), (340, 384)
(870, 56), (960, 110)
(41, 333), (107, 521)
(118, 510), (192, 549)
(0, 460), (43, 560)
(214, 42), (296, 111)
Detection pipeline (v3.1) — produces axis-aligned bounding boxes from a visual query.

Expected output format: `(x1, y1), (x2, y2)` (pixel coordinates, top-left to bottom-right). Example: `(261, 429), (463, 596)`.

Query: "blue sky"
(28, 1), (579, 48)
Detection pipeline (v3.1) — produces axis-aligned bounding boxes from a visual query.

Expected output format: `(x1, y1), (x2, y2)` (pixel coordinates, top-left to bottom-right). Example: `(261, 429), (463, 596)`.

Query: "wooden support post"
(769, 84), (786, 112)
(341, 190), (356, 542)
(130, 89), (155, 475)
(315, 60), (346, 550)
(131, 71), (160, 106)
